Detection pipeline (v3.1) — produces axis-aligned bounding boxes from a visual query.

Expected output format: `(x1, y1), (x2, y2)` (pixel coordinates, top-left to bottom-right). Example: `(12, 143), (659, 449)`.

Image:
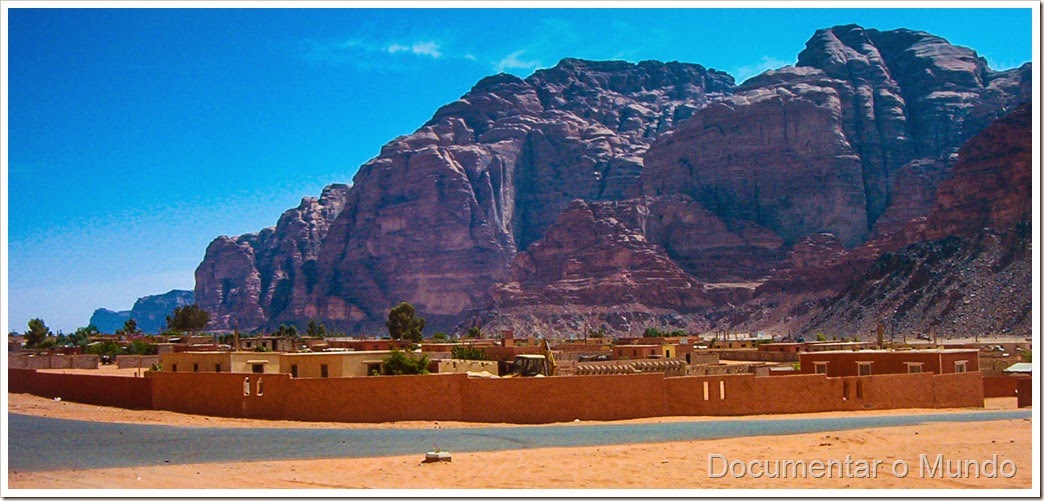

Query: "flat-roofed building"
(798, 349), (979, 377)
(160, 352), (282, 375)
(279, 351), (391, 378)
(611, 344), (678, 360)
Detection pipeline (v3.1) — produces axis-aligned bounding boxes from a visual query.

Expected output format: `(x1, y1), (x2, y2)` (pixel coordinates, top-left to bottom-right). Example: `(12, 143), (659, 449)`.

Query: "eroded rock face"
(194, 184), (350, 329)
(492, 198), (711, 312)
(742, 101), (1032, 339)
(915, 102), (1032, 240)
(644, 25), (1028, 252)
(192, 26), (1029, 336)
(197, 59), (734, 331)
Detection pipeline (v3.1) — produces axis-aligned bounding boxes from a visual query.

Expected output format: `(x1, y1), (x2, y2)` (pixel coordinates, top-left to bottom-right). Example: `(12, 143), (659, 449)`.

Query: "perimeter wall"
(9, 368), (984, 424)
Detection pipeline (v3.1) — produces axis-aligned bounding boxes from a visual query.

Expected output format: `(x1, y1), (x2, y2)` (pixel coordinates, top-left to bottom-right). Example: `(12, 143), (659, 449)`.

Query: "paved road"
(7, 410), (1030, 471)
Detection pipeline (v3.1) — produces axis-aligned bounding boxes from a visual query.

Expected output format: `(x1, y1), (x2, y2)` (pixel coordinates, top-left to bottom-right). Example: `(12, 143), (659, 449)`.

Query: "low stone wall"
(117, 355), (161, 369)
(8, 354), (99, 370)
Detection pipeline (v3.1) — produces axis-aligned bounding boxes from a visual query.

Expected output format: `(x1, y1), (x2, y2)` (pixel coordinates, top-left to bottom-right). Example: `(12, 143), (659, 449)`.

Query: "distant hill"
(89, 289), (195, 333)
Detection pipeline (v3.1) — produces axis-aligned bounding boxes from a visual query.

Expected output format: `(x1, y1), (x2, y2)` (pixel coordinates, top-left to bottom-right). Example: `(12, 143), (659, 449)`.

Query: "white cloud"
(303, 38), (446, 67)
(385, 41), (442, 58)
(409, 41), (442, 59)
(494, 50), (541, 74)
(731, 56), (790, 84)
(464, 54), (477, 61)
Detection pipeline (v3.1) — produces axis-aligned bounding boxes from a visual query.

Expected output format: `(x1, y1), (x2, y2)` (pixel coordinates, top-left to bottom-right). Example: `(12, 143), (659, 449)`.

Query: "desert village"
(8, 326), (1032, 424)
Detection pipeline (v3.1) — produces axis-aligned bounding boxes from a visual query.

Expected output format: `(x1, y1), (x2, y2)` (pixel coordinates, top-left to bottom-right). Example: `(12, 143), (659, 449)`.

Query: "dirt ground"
(6, 393), (1034, 490)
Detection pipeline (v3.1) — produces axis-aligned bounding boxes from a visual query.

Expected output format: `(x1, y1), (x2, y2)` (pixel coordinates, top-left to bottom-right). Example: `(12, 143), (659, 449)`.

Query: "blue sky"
(5, 6), (1034, 333)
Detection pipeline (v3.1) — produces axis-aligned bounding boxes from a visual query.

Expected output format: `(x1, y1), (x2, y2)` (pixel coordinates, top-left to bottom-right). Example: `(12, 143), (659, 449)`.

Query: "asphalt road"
(7, 409), (1031, 471)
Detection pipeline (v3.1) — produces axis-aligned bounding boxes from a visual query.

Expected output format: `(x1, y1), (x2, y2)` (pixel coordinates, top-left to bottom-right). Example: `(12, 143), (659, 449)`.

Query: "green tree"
(644, 327), (664, 338)
(166, 304), (210, 334)
(386, 302), (425, 343)
(815, 332), (827, 342)
(589, 327), (606, 339)
(306, 319), (327, 338)
(115, 318), (141, 336)
(432, 332), (449, 342)
(451, 344), (487, 360)
(126, 339), (158, 355)
(381, 350), (430, 375)
(24, 318), (51, 349)
(86, 340), (122, 359)
(69, 325), (99, 348)
(275, 324), (298, 338)
(466, 326), (482, 339)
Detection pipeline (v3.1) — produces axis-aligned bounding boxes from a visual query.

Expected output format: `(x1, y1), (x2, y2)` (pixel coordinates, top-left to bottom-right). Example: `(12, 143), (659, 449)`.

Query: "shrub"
(451, 344), (487, 360)
(382, 350), (430, 375)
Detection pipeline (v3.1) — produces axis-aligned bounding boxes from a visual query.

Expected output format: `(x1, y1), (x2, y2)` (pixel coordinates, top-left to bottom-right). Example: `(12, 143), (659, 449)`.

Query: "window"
(243, 377), (250, 396)
(955, 361), (968, 373)
(252, 363), (264, 374)
(171, 364), (178, 373)
(290, 364), (298, 378)
(215, 363), (222, 373)
(814, 362), (829, 375)
(256, 378), (264, 396)
(193, 363), (199, 373)
(906, 363), (923, 374)
(719, 380), (726, 400)
(321, 364), (329, 378)
(857, 362), (872, 376)
(703, 381), (710, 401)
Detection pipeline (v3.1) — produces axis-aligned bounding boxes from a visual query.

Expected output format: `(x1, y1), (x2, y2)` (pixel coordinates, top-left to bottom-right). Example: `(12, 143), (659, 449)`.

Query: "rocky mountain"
(198, 59), (734, 331)
(89, 289), (195, 334)
(729, 103), (1032, 339)
(192, 25), (1030, 337)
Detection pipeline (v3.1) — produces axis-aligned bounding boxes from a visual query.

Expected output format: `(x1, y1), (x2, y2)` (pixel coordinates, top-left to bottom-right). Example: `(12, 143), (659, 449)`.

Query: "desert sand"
(6, 393), (1033, 490)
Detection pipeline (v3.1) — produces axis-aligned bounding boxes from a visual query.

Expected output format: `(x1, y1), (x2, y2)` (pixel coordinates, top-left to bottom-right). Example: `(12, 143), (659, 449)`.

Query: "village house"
(798, 349), (980, 377)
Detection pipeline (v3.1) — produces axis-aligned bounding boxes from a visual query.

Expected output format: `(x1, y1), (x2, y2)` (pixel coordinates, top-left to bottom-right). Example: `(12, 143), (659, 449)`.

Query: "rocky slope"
(191, 25), (1030, 337)
(194, 184), (350, 329)
(89, 289), (195, 334)
(732, 103), (1032, 339)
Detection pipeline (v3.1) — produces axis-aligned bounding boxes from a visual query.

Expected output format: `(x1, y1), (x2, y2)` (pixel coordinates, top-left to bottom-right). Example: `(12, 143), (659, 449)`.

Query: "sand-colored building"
(159, 350), (495, 377)
(161, 352), (282, 374)
(611, 344), (677, 360)
(280, 351), (389, 378)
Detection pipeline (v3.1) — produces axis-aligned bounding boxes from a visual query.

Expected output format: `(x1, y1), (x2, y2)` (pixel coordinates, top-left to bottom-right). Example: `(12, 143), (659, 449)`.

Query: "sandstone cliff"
(643, 25), (1027, 250)
(736, 103), (1032, 339)
(191, 25), (1029, 337)
(198, 59), (734, 331)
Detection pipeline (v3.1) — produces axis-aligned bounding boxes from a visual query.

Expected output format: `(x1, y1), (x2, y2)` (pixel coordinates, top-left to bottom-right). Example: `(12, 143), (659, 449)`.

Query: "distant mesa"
(89, 289), (195, 334)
